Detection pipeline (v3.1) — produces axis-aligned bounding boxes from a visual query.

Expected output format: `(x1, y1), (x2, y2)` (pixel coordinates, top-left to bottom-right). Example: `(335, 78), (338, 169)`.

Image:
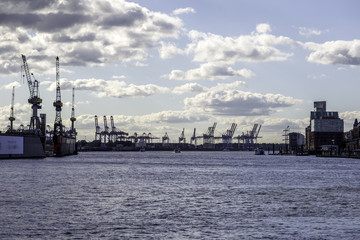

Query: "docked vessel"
(0, 133), (46, 159)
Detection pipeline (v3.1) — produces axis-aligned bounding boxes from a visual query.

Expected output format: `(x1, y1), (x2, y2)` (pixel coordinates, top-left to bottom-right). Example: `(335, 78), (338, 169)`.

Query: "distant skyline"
(0, 0), (360, 143)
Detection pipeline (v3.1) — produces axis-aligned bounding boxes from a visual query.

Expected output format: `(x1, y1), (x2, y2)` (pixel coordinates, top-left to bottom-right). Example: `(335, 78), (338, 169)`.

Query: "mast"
(8, 86), (15, 131)
(70, 87), (76, 136)
(53, 56), (63, 136)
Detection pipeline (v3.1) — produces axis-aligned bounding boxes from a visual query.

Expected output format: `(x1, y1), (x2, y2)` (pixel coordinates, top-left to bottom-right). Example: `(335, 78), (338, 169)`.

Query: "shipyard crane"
(202, 122), (217, 148)
(162, 132), (170, 146)
(21, 54), (42, 133)
(222, 123), (237, 148)
(8, 86), (15, 131)
(95, 115), (102, 141)
(179, 128), (186, 144)
(102, 116), (110, 144)
(69, 87), (76, 137)
(190, 128), (197, 145)
(53, 56), (63, 137)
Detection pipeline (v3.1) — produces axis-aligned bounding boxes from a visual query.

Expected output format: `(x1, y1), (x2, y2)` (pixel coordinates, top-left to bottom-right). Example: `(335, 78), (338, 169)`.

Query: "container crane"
(21, 54), (42, 133)
(102, 116), (110, 144)
(8, 86), (15, 131)
(190, 128), (197, 145)
(94, 115), (102, 141)
(179, 128), (186, 144)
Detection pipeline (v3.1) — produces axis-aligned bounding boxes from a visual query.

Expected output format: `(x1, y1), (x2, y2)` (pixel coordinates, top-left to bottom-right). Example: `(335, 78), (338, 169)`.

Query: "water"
(1, 151), (360, 239)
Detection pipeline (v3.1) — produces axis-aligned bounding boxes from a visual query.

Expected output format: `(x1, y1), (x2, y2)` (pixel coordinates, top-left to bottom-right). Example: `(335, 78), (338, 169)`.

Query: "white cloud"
(0, 81), (21, 90)
(46, 78), (170, 98)
(0, 0), (184, 75)
(172, 83), (208, 95)
(164, 62), (254, 80)
(158, 41), (184, 59)
(255, 23), (272, 34)
(304, 39), (360, 65)
(172, 7), (196, 16)
(186, 24), (295, 64)
(112, 75), (126, 79)
(184, 81), (301, 116)
(299, 27), (327, 37)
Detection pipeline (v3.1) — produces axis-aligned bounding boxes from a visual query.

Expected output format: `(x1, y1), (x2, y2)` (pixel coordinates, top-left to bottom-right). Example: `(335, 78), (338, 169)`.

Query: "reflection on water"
(1, 151), (360, 239)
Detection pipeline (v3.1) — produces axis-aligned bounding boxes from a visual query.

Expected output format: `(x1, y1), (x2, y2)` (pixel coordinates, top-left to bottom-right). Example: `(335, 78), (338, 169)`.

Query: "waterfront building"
(344, 118), (360, 156)
(289, 132), (305, 153)
(305, 101), (344, 154)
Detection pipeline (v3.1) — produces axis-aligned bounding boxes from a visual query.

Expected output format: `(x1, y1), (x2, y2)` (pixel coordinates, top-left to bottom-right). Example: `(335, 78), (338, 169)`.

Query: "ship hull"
(0, 134), (45, 159)
(53, 135), (77, 157)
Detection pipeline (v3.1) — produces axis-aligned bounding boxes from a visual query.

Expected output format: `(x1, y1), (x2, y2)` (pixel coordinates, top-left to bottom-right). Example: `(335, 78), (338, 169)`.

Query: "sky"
(0, 0), (360, 143)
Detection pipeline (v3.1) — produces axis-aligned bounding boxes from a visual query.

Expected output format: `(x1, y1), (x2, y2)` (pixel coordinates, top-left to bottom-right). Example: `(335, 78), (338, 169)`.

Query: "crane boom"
(21, 54), (33, 98)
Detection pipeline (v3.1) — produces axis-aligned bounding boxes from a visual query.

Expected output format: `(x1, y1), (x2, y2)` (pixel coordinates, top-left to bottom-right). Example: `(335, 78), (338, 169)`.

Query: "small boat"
(139, 147), (146, 152)
(255, 147), (265, 155)
(173, 148), (181, 153)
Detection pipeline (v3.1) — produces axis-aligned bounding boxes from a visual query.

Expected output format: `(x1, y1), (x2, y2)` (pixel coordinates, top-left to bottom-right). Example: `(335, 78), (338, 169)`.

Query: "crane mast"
(21, 54), (42, 133)
(8, 86), (15, 131)
(70, 87), (76, 136)
(53, 56), (63, 136)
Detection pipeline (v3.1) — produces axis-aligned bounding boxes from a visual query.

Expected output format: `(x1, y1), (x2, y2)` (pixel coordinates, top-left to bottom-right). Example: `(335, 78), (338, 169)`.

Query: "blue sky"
(0, 0), (359, 143)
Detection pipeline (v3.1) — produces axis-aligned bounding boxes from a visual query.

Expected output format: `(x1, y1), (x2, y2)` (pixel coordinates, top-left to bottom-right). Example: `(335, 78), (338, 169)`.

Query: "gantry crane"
(21, 54), (42, 133)
(190, 128), (197, 145)
(8, 86), (15, 131)
(221, 123), (237, 149)
(94, 115), (102, 141)
(179, 128), (186, 144)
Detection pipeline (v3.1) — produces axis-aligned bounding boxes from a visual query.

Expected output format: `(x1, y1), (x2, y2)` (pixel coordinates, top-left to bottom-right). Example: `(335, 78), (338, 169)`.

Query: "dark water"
(1, 151), (360, 239)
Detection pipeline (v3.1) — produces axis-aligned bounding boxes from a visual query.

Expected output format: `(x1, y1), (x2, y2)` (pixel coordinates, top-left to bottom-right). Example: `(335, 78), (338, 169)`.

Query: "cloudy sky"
(0, 0), (359, 143)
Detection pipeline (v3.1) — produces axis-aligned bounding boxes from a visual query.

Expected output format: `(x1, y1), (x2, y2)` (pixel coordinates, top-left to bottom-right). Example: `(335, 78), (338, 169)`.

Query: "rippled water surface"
(1, 151), (360, 239)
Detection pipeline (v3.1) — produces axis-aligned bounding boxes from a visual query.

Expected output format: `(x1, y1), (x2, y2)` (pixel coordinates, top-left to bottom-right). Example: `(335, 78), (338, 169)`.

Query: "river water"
(1, 151), (360, 239)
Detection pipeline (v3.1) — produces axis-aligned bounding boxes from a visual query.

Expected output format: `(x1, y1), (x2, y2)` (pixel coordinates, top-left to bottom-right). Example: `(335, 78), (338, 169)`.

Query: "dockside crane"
(190, 128), (197, 145)
(53, 56), (63, 137)
(69, 87), (76, 137)
(95, 115), (102, 141)
(53, 56), (64, 156)
(162, 132), (170, 146)
(202, 122), (217, 148)
(8, 86), (15, 131)
(179, 128), (186, 144)
(222, 123), (237, 148)
(102, 116), (110, 144)
(21, 54), (42, 133)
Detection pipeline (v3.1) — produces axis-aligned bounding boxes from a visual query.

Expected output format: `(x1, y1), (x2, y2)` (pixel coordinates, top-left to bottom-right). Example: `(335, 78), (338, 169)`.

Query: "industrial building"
(305, 101), (344, 154)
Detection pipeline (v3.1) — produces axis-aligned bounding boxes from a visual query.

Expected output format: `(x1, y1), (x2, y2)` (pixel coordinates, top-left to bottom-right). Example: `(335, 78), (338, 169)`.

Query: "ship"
(0, 132), (46, 159)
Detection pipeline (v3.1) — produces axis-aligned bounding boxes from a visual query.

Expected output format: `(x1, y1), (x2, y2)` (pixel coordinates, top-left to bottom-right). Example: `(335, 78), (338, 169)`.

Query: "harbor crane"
(69, 87), (76, 137)
(8, 86), (15, 131)
(235, 124), (262, 150)
(102, 116), (110, 144)
(53, 56), (65, 156)
(109, 116), (128, 142)
(53, 56), (63, 138)
(94, 115), (102, 141)
(162, 132), (170, 146)
(179, 128), (186, 144)
(200, 122), (217, 148)
(21, 54), (42, 133)
(221, 123), (237, 149)
(190, 128), (197, 145)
